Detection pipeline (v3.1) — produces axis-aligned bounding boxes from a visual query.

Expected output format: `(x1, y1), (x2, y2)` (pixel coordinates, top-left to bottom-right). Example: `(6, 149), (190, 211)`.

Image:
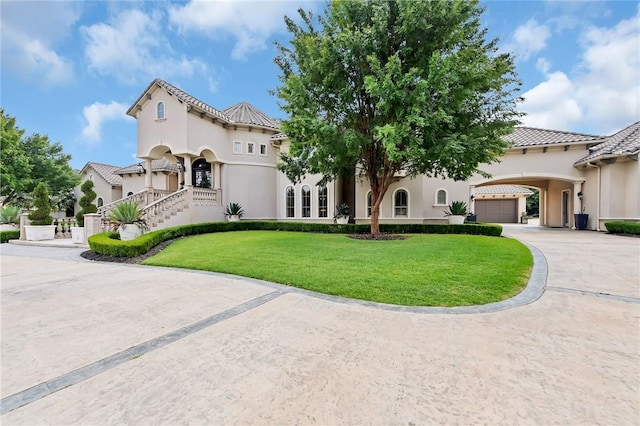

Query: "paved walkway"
(1, 228), (638, 424)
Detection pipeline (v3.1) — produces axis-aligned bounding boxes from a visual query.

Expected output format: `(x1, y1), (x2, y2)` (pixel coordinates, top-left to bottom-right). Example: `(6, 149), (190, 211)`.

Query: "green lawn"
(143, 231), (533, 307)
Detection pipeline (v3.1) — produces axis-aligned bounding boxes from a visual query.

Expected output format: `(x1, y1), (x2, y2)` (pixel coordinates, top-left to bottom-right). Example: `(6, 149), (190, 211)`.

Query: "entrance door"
(562, 190), (570, 228)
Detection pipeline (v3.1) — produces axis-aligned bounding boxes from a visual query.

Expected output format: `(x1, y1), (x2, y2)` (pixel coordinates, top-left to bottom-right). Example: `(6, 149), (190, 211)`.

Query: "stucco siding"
(223, 163), (277, 219)
(136, 90), (187, 158)
(121, 173), (171, 197)
(74, 171), (117, 215)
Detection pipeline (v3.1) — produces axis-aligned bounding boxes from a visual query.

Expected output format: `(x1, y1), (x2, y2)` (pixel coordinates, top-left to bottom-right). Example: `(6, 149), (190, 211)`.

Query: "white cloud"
(519, 8), (640, 134)
(81, 9), (207, 84)
(535, 58), (551, 73)
(0, 1), (79, 85)
(168, 0), (313, 60)
(509, 19), (551, 60)
(82, 101), (134, 144)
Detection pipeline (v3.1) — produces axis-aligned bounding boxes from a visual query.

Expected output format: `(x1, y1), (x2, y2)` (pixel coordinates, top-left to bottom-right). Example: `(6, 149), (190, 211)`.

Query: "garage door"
(476, 199), (518, 223)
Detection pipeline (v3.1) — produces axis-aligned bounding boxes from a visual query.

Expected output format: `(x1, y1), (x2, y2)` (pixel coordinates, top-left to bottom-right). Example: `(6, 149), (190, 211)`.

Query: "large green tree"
(0, 109), (79, 207)
(275, 0), (522, 234)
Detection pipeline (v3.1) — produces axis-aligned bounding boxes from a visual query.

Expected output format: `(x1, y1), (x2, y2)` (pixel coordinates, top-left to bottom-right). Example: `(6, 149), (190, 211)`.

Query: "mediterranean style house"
(85, 79), (639, 232)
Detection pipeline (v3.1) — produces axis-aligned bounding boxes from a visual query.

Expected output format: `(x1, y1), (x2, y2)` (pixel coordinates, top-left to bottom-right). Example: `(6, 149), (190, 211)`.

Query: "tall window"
(97, 197), (104, 207)
(366, 191), (372, 217)
(301, 185), (311, 217)
(318, 186), (327, 217)
(157, 102), (165, 119)
(435, 189), (448, 205)
(286, 186), (295, 218)
(394, 189), (408, 217)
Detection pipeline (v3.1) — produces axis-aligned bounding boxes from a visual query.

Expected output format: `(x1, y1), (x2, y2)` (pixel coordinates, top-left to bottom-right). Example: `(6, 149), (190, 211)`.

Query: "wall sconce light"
(577, 191), (583, 199)
(176, 162), (183, 172)
(470, 195), (475, 201)
(136, 163), (146, 174)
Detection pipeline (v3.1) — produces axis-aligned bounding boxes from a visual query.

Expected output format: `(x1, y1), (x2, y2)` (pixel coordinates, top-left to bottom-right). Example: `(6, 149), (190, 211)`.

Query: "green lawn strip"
(142, 231), (532, 307)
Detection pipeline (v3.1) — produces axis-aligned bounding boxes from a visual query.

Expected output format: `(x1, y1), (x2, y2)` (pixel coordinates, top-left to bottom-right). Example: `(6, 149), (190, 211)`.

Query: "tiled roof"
(115, 158), (180, 175)
(575, 121), (640, 165)
(83, 162), (123, 186)
(127, 79), (279, 131)
(270, 132), (288, 141)
(505, 126), (603, 147)
(474, 185), (533, 196)
(223, 102), (279, 129)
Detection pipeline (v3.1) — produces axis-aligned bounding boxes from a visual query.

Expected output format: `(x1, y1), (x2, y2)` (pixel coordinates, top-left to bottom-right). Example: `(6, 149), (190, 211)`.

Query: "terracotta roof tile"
(115, 158), (180, 175)
(474, 185), (533, 195)
(575, 121), (640, 165)
(505, 126), (603, 147)
(223, 102), (279, 129)
(84, 162), (123, 186)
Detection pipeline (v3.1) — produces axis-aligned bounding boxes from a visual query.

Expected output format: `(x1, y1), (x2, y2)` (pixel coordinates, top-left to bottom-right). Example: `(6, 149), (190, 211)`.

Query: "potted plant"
(0, 205), (21, 231)
(521, 211), (529, 224)
(73, 180), (98, 243)
(224, 202), (245, 222)
(444, 200), (468, 225)
(334, 202), (351, 224)
(25, 182), (56, 240)
(575, 208), (589, 230)
(108, 201), (148, 241)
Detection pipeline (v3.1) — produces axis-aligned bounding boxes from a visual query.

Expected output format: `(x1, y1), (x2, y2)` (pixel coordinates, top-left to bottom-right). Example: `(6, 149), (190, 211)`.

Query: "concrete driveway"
(1, 228), (638, 424)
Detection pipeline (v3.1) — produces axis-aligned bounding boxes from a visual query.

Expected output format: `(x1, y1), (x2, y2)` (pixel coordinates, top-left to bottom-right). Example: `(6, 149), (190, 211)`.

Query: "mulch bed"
(348, 233), (407, 241)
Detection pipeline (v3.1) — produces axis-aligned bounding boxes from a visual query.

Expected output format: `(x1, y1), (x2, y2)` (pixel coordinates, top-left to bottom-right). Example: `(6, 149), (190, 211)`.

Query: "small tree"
(27, 182), (53, 225)
(76, 180), (98, 226)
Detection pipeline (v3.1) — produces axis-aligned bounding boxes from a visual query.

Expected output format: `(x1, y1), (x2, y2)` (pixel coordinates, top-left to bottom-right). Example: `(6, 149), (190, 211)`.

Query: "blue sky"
(1, 0), (638, 170)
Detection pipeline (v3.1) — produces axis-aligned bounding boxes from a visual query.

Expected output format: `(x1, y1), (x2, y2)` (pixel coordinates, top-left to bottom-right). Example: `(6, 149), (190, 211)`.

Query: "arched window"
(366, 191), (372, 217)
(157, 102), (165, 119)
(318, 186), (328, 218)
(394, 189), (408, 217)
(285, 186), (295, 218)
(97, 197), (104, 207)
(301, 185), (311, 217)
(435, 189), (448, 206)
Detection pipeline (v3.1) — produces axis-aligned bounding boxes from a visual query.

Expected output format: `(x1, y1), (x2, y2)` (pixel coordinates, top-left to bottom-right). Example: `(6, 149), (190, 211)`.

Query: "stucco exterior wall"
(121, 173), (171, 197)
(222, 163), (278, 220)
(74, 168), (121, 215)
(135, 90), (188, 158)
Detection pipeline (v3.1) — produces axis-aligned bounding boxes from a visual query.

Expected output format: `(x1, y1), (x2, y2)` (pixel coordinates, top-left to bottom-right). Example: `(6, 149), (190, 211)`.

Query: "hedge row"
(0, 230), (20, 243)
(604, 221), (640, 235)
(88, 221), (503, 258)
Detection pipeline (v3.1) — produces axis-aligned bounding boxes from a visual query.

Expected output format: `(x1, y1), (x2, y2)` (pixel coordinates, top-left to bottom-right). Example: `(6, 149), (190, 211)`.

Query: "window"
(233, 141), (242, 154)
(259, 143), (268, 156)
(301, 185), (311, 217)
(157, 102), (165, 120)
(97, 197), (104, 207)
(246, 142), (255, 155)
(394, 189), (408, 217)
(286, 186), (295, 218)
(318, 186), (328, 217)
(366, 191), (372, 217)
(435, 189), (448, 206)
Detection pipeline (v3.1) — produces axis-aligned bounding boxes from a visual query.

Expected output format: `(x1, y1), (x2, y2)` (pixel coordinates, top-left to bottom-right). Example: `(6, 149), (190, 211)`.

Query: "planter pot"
(118, 223), (143, 241)
(521, 217), (529, 224)
(466, 214), (477, 223)
(447, 215), (465, 225)
(0, 224), (19, 232)
(574, 213), (589, 230)
(336, 217), (349, 225)
(227, 215), (240, 222)
(70, 226), (85, 244)
(24, 225), (56, 241)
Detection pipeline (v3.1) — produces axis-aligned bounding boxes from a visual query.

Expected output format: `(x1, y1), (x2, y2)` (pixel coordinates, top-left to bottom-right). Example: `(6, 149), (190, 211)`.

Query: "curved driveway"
(1, 227), (638, 424)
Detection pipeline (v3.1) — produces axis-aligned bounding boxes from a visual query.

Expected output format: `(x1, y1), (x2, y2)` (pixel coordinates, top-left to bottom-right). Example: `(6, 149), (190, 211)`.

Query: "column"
(144, 158), (153, 190)
(468, 185), (476, 216)
(214, 162), (221, 190)
(184, 157), (193, 188)
(573, 181), (583, 214)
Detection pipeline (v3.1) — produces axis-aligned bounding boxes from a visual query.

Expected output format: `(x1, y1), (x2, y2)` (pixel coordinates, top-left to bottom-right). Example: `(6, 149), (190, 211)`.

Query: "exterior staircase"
(97, 187), (223, 232)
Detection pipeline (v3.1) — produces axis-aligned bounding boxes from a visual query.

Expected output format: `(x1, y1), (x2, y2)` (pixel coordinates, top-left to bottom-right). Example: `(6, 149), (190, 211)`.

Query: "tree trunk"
(370, 203), (380, 235)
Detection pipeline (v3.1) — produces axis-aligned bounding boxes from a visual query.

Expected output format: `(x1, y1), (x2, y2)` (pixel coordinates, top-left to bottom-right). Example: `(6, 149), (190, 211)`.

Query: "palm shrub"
(108, 201), (148, 231)
(28, 183), (54, 225)
(76, 180), (98, 226)
(0, 205), (21, 224)
(224, 202), (245, 218)
(444, 201), (468, 216)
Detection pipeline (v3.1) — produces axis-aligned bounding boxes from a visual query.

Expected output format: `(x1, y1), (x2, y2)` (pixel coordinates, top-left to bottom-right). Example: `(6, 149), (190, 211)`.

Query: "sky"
(1, 0), (639, 170)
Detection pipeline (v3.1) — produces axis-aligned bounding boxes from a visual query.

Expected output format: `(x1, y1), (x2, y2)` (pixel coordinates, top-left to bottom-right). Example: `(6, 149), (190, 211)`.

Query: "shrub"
(27, 183), (53, 226)
(224, 202), (245, 218)
(108, 201), (148, 231)
(604, 221), (640, 235)
(334, 203), (351, 219)
(76, 180), (98, 226)
(0, 230), (20, 243)
(0, 205), (21, 224)
(88, 221), (503, 258)
(444, 200), (468, 216)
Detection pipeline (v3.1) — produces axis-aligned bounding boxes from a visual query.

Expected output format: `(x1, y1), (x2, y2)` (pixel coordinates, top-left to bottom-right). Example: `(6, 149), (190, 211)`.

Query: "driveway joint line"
(546, 286), (640, 303)
(0, 290), (284, 416)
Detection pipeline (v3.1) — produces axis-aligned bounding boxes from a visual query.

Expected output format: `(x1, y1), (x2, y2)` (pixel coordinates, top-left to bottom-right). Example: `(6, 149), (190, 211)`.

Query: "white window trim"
(434, 188), (448, 206)
(393, 188), (409, 218)
(156, 101), (166, 121)
(285, 185), (295, 218)
(246, 141), (256, 155)
(259, 143), (268, 157)
(301, 185), (311, 218)
(365, 190), (383, 218)
(233, 141), (242, 155)
(318, 186), (328, 218)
